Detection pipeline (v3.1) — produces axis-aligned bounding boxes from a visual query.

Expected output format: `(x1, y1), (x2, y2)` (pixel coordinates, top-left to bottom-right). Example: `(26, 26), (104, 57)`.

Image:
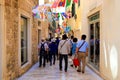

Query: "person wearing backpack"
(49, 38), (57, 66)
(38, 39), (48, 67)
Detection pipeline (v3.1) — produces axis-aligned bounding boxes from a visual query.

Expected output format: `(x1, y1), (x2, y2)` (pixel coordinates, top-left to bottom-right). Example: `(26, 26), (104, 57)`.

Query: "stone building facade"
(0, 0), (39, 80)
(67, 1), (81, 38)
(80, 0), (120, 80)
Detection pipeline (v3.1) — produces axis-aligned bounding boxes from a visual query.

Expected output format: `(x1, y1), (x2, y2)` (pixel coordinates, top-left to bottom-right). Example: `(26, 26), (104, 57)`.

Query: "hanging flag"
(58, 0), (66, 7)
(33, 13), (40, 18)
(62, 21), (67, 27)
(56, 7), (66, 13)
(32, 5), (39, 14)
(66, 11), (72, 18)
(72, 2), (75, 17)
(47, 12), (53, 22)
(51, 0), (60, 8)
(65, 26), (71, 33)
(59, 13), (63, 26)
(61, 13), (68, 18)
(74, 0), (78, 3)
(40, 12), (46, 19)
(66, 0), (72, 8)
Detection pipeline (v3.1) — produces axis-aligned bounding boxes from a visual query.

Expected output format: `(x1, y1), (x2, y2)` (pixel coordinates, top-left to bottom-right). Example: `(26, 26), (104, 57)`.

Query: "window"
(38, 21), (41, 26)
(21, 16), (28, 65)
(89, 13), (99, 21)
(38, 30), (41, 44)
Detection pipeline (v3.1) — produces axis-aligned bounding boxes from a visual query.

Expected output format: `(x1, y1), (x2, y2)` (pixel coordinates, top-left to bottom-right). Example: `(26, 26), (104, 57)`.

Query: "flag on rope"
(73, 0), (78, 3)
(51, 0), (60, 8)
(33, 13), (40, 18)
(61, 13), (68, 18)
(66, 0), (72, 8)
(59, 13), (63, 26)
(65, 26), (71, 33)
(32, 5), (39, 14)
(58, 0), (66, 7)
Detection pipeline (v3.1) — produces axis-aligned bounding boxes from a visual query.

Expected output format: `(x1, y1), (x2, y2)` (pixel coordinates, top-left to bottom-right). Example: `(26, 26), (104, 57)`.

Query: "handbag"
(73, 54), (79, 66)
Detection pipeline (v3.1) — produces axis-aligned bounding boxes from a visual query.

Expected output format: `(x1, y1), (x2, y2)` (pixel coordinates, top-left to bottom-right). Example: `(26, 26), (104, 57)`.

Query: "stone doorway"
(88, 12), (100, 70)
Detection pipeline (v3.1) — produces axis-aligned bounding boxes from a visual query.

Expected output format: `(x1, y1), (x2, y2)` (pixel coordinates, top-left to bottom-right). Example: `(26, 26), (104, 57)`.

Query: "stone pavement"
(17, 59), (103, 80)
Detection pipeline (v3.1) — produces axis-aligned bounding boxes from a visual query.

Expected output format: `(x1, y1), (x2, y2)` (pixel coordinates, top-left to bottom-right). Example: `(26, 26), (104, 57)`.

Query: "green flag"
(59, 13), (63, 26)
(66, 0), (72, 8)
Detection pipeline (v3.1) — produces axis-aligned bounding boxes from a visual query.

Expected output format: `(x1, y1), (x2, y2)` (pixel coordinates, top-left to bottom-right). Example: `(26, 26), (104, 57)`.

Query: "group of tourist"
(38, 34), (88, 73)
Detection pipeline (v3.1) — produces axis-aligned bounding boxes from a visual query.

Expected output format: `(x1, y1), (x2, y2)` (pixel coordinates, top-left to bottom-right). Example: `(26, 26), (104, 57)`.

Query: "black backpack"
(40, 43), (45, 54)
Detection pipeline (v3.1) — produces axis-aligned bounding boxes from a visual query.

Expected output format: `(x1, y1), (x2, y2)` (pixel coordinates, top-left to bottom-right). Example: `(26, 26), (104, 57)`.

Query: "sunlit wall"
(0, 4), (2, 80)
(81, 0), (120, 80)
(101, 0), (120, 79)
(67, 2), (81, 39)
(41, 20), (49, 39)
(0, 0), (5, 79)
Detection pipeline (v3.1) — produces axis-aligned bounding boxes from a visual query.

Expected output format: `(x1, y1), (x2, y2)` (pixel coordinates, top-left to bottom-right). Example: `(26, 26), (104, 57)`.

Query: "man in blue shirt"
(76, 34), (89, 73)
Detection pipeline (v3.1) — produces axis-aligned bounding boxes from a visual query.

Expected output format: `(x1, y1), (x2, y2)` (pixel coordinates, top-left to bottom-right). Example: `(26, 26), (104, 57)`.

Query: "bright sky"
(39, 0), (44, 5)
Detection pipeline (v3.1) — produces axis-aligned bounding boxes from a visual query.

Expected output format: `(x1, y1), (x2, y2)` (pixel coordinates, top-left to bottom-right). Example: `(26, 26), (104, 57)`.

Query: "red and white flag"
(51, 0), (60, 8)
(74, 0), (78, 3)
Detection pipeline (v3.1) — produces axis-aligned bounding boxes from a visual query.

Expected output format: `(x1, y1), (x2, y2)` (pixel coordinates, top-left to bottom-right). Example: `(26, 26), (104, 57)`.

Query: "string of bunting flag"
(32, 0), (78, 33)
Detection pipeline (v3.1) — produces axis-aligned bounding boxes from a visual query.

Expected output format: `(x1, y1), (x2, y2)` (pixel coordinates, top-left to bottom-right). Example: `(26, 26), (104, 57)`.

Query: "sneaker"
(59, 69), (62, 71)
(70, 64), (73, 67)
(77, 70), (81, 72)
(65, 70), (67, 72)
(43, 65), (45, 67)
(82, 71), (84, 73)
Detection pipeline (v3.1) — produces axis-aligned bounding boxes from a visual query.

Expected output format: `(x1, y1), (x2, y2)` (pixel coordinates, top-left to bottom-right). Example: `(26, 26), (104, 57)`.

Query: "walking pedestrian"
(38, 39), (48, 67)
(55, 37), (60, 60)
(45, 38), (50, 63)
(70, 37), (78, 67)
(69, 36), (74, 56)
(58, 34), (71, 72)
(49, 38), (57, 66)
(76, 34), (89, 73)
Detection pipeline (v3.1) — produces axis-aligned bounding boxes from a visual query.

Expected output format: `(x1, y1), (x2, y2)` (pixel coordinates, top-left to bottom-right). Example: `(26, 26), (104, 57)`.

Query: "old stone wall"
(32, 17), (38, 64)
(4, 0), (38, 80)
(5, 0), (19, 79)
(41, 20), (49, 39)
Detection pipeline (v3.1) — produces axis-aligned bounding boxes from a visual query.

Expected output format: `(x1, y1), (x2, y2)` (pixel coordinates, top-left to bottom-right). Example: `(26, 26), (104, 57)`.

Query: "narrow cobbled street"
(17, 59), (103, 80)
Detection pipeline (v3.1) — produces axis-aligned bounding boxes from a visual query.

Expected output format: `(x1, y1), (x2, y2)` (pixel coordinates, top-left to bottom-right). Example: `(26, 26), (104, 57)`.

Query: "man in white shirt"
(58, 34), (71, 72)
